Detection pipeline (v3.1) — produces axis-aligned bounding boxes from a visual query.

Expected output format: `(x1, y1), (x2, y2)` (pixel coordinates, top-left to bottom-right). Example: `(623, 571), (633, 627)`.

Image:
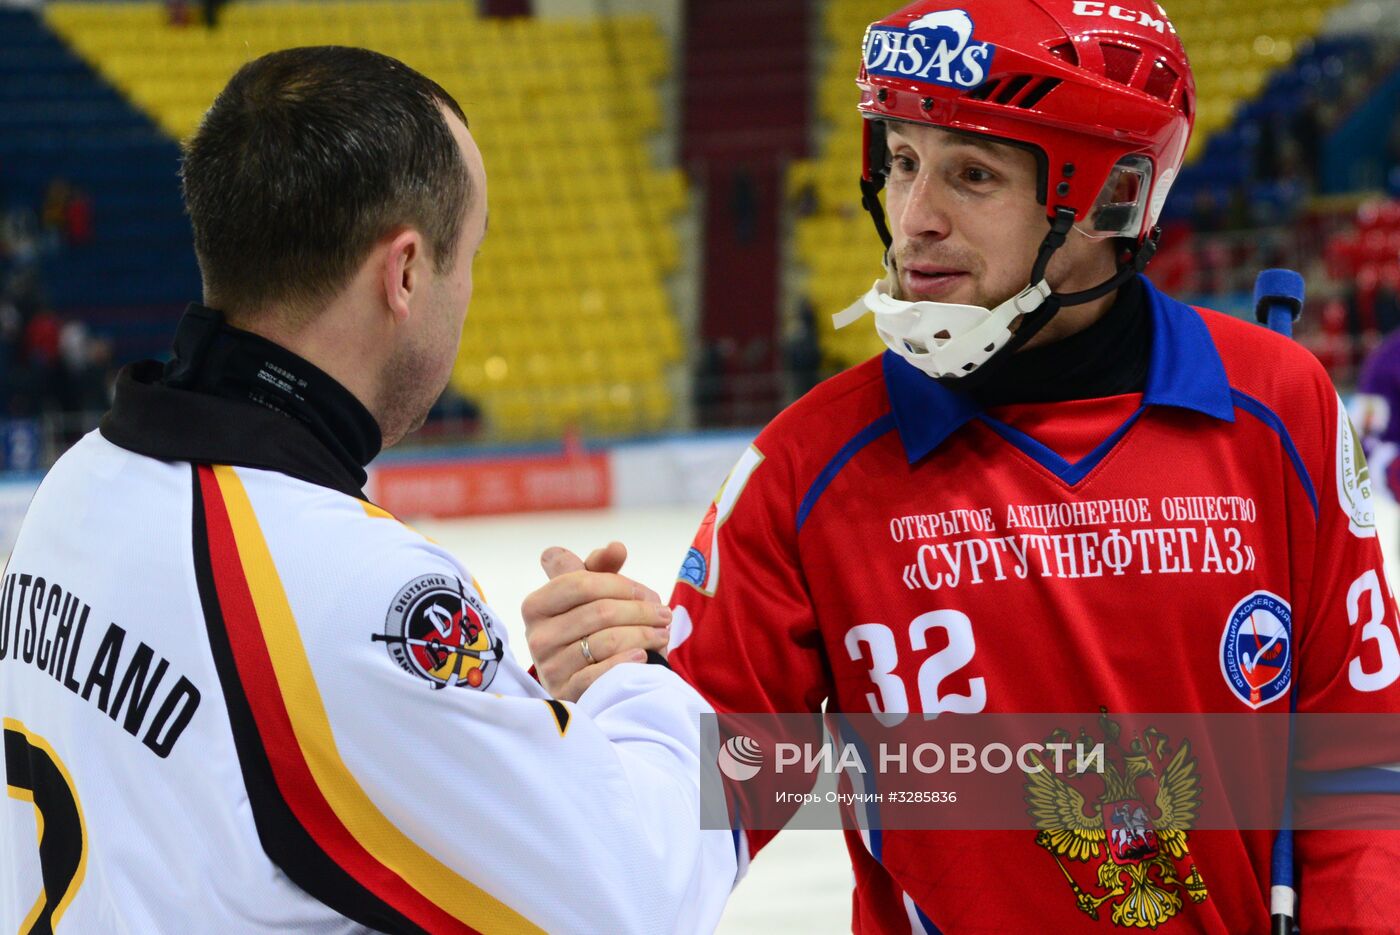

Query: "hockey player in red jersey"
(525, 1), (1400, 930)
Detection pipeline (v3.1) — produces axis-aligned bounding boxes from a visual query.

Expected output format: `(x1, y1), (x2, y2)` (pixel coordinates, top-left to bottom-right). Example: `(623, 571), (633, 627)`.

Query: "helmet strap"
(1053, 225), (1161, 307)
(860, 176), (893, 251)
(942, 206), (1075, 390)
(1030, 206), (1075, 281)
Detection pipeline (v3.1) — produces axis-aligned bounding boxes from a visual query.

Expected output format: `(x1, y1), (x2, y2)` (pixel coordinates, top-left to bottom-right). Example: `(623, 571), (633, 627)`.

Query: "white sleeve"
(229, 531), (737, 935)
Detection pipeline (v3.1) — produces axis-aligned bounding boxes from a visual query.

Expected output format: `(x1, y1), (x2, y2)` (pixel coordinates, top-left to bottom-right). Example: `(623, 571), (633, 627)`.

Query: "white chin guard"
(832, 278), (1052, 379)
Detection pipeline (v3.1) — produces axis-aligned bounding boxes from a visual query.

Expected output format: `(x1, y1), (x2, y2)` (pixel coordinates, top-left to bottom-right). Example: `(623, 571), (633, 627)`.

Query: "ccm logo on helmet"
(863, 9), (994, 90)
(1070, 1), (1174, 34)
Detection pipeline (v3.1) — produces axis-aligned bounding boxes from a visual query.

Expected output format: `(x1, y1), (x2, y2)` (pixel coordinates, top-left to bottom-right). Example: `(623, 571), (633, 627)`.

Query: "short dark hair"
(181, 46), (471, 318)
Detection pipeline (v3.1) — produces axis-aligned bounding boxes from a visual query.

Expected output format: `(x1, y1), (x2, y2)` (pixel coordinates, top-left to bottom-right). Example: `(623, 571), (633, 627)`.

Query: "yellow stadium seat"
(47, 0), (683, 440)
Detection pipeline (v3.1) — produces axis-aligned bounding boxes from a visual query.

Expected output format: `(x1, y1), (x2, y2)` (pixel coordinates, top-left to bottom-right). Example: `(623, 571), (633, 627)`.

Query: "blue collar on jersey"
(883, 276), (1236, 464)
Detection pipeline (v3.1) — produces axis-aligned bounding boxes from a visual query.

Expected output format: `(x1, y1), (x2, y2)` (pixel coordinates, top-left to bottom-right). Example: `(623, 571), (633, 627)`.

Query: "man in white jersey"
(0, 46), (732, 934)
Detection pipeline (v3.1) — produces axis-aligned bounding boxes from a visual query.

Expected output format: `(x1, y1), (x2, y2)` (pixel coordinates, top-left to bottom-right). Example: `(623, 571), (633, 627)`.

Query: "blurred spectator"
(41, 179), (94, 248)
(1189, 187), (1225, 232)
(22, 306), (65, 415)
(425, 385), (482, 437)
(792, 178), (818, 220)
(1291, 99), (1323, 191)
(41, 180), (69, 248)
(1387, 112), (1400, 197)
(166, 0), (193, 26)
(58, 321), (110, 411)
(1, 207), (40, 269)
(202, 0), (229, 28)
(167, 0), (227, 28)
(0, 166), (115, 435)
(1378, 270), (1400, 337)
(1352, 328), (1400, 526)
(694, 337), (733, 426)
(1255, 116), (1280, 183)
(65, 187), (93, 246)
(24, 306), (60, 370)
(731, 169), (758, 245)
(0, 294), (20, 354)
(784, 301), (822, 400)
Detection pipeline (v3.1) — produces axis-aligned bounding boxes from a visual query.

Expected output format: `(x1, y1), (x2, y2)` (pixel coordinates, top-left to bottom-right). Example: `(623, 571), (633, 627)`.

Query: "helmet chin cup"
(834, 279), (1052, 379)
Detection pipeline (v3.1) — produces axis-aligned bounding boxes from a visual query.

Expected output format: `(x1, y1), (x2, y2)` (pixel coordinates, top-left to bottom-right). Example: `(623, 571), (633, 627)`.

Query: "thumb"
(540, 546), (585, 580)
(584, 541), (628, 575)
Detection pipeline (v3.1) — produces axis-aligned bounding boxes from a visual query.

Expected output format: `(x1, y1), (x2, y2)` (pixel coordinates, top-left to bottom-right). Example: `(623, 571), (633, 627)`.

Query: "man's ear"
(382, 229), (425, 324)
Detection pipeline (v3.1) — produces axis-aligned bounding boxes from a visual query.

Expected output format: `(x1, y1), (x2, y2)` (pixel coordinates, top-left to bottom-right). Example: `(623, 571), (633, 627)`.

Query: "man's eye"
(964, 166), (994, 183)
(888, 155), (917, 176)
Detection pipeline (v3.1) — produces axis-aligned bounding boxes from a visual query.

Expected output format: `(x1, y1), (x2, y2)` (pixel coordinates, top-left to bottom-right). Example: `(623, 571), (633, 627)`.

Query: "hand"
(521, 541), (672, 701)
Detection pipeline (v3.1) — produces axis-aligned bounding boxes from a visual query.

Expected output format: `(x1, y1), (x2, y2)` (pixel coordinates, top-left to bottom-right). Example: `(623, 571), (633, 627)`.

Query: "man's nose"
(896, 172), (954, 242)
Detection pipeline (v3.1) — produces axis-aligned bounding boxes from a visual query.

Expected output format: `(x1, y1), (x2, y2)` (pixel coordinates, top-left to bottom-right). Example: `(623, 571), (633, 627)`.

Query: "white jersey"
(1, 358), (736, 934)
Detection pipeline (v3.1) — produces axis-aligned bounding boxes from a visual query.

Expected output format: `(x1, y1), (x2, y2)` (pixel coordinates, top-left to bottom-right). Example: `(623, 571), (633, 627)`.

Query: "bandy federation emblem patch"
(374, 574), (503, 690)
(1219, 591), (1291, 709)
(1336, 394), (1376, 539)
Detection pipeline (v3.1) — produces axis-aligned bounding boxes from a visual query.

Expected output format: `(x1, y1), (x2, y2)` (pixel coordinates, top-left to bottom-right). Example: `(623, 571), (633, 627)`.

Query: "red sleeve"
(1289, 368), (1400, 931)
(667, 437), (834, 859)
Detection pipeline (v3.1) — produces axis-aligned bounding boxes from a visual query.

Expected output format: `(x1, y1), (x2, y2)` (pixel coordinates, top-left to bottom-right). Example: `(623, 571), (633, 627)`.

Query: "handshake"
(521, 540), (674, 700)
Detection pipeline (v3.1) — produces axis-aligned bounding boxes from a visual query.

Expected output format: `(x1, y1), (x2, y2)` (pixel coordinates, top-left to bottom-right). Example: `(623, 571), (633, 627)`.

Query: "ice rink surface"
(419, 496), (1400, 935)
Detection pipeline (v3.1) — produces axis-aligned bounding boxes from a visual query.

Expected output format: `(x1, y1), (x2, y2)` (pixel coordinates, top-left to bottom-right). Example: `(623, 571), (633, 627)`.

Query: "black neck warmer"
(162, 304), (381, 480)
(964, 275), (1152, 408)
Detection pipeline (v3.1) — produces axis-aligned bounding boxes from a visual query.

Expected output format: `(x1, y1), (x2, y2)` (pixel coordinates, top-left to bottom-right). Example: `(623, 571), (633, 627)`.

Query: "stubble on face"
(378, 331), (442, 446)
(880, 124), (1118, 340)
(882, 127), (1046, 312)
(378, 109), (485, 449)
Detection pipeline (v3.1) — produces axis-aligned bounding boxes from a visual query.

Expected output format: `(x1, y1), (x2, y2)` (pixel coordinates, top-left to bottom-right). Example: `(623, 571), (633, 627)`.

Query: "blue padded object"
(1254, 268), (1305, 334)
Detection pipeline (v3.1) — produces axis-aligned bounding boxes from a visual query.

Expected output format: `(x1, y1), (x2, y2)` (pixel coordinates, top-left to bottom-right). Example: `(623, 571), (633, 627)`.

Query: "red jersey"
(670, 277), (1400, 933)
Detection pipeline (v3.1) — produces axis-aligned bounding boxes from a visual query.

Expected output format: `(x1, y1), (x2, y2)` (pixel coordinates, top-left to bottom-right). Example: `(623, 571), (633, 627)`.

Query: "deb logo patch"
(373, 574), (503, 690)
(1219, 591), (1292, 709)
(862, 9), (994, 90)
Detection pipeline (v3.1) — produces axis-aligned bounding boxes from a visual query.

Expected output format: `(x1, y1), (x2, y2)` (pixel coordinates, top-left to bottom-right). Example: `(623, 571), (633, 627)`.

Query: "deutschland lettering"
(0, 572), (200, 758)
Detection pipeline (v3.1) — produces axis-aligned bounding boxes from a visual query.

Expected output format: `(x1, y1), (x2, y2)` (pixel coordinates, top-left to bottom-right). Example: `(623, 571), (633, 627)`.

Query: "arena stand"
(1, 0), (1399, 520)
(4, 0), (688, 458)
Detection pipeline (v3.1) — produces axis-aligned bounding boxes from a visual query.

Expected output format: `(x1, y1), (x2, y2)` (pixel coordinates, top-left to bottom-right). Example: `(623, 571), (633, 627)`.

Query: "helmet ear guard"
(1080, 155), (1154, 240)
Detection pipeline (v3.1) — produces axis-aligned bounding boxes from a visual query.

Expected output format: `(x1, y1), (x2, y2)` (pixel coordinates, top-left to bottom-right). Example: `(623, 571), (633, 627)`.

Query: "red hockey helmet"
(857, 0), (1195, 249)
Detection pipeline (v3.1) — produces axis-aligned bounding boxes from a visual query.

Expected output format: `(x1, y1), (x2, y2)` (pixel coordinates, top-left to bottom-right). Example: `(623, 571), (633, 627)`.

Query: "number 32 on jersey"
(844, 569), (1400, 717)
(845, 611), (987, 715)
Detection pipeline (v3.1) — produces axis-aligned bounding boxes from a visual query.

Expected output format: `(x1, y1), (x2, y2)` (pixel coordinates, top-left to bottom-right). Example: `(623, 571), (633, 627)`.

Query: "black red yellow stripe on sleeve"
(191, 464), (541, 935)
